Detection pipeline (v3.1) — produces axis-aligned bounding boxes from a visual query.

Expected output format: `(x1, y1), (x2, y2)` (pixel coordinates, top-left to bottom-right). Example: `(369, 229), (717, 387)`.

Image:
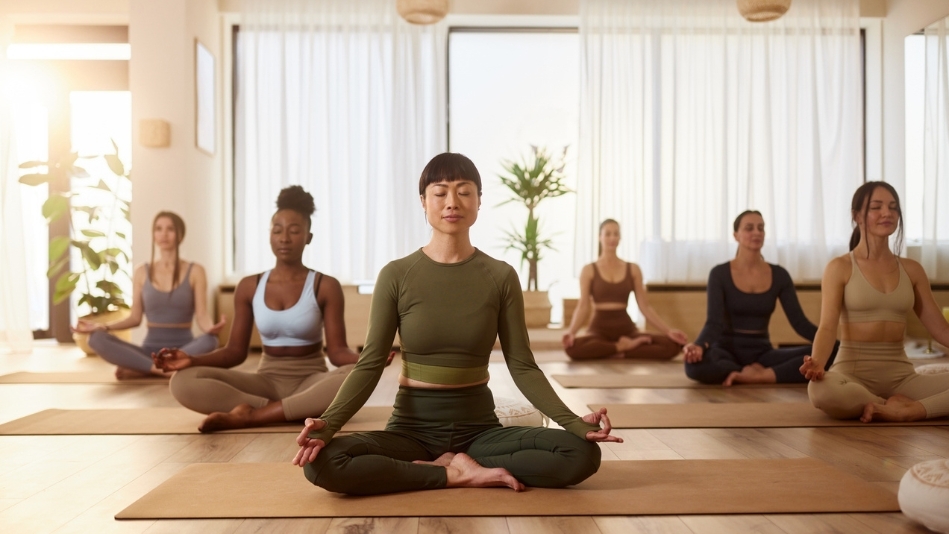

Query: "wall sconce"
(139, 119), (170, 148)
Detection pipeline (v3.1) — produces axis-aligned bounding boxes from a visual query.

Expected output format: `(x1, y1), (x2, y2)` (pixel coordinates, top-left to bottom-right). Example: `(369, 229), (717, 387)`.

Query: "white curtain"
(577, 0), (863, 283)
(0, 17), (32, 353)
(921, 15), (949, 280)
(236, 0), (447, 280)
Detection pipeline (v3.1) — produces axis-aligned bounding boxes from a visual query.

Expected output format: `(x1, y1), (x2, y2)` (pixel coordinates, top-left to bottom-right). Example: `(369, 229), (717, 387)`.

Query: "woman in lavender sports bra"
(802, 182), (949, 422)
(76, 212), (224, 380)
(562, 219), (688, 360)
(154, 186), (359, 432)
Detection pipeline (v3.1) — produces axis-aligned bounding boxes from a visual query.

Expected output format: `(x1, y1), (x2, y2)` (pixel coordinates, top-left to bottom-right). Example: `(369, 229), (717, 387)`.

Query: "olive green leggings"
(303, 385), (601, 495)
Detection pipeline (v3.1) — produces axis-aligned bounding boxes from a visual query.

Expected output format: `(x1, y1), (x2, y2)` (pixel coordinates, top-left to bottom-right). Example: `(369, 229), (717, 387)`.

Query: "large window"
(449, 29), (580, 320)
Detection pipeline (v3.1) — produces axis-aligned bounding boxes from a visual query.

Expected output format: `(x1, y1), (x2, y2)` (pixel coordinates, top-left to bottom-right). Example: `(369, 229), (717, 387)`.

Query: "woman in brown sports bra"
(562, 219), (688, 360)
(802, 182), (949, 422)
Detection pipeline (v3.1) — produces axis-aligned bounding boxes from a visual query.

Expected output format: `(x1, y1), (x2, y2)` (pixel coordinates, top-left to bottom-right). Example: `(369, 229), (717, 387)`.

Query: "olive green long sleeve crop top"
(308, 249), (599, 444)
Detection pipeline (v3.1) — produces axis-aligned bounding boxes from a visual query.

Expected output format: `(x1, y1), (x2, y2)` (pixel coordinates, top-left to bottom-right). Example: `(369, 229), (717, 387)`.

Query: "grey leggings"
(169, 351), (354, 420)
(88, 328), (219, 373)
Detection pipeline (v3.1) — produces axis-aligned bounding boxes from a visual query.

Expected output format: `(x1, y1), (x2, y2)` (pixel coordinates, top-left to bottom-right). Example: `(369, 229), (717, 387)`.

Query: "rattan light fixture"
(396, 0), (448, 25)
(737, 0), (791, 22)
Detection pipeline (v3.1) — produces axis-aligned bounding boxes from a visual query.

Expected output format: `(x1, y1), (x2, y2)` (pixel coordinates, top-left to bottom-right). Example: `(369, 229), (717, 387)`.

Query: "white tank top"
(252, 270), (324, 346)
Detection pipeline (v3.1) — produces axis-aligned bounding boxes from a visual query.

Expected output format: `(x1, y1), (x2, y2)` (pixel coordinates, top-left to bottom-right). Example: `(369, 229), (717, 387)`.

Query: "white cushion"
(915, 363), (949, 375)
(494, 397), (548, 428)
(899, 458), (949, 534)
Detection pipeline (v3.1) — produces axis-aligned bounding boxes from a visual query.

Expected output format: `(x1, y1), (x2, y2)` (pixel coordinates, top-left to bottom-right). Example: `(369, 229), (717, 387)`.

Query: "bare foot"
(860, 394), (927, 423)
(199, 404), (256, 433)
(445, 453), (524, 491)
(114, 367), (161, 380)
(413, 452), (456, 467)
(616, 336), (651, 353)
(723, 364), (777, 387)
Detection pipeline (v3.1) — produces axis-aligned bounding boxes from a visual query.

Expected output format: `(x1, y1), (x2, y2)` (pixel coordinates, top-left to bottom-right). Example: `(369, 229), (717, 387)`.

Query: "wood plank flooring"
(0, 341), (943, 533)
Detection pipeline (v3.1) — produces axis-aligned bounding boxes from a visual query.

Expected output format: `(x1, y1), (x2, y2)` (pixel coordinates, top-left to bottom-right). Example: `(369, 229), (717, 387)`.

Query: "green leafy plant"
(18, 141), (132, 316)
(498, 145), (571, 291)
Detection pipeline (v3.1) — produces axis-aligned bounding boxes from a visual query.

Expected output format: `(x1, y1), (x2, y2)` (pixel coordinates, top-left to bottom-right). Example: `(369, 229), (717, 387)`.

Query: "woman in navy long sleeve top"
(682, 211), (835, 385)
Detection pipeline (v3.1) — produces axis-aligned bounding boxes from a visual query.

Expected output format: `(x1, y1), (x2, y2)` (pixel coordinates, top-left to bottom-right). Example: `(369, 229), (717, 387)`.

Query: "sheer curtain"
(0, 17), (32, 353)
(576, 0), (863, 283)
(921, 15), (949, 280)
(236, 0), (447, 280)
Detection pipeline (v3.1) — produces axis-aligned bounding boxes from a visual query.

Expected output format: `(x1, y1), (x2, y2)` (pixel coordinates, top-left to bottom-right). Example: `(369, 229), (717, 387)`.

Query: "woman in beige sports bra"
(802, 181), (949, 422)
(562, 219), (688, 360)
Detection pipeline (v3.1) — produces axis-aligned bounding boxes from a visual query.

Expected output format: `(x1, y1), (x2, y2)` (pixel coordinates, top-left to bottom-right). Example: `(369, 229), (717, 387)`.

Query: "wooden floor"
(0, 341), (945, 533)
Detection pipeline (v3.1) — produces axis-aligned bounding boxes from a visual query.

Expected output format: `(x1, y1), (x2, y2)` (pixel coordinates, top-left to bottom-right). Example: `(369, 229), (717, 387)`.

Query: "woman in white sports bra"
(802, 181), (949, 422)
(155, 186), (359, 432)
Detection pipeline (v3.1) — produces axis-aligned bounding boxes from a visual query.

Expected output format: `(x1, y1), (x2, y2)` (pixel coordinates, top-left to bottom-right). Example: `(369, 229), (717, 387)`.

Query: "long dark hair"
(597, 218), (619, 257)
(849, 181), (903, 257)
(149, 211), (186, 290)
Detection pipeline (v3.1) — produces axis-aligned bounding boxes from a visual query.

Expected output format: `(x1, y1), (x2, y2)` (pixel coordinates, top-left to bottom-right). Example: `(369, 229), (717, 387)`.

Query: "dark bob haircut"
(418, 153), (482, 196)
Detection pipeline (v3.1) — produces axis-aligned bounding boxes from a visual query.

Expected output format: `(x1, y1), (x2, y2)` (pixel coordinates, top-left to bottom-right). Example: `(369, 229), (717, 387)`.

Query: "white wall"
(881, 0), (949, 197)
(129, 0), (223, 338)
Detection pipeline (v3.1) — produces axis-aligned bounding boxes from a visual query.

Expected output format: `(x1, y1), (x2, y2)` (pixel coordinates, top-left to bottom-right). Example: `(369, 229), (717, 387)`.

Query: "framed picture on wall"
(195, 39), (215, 155)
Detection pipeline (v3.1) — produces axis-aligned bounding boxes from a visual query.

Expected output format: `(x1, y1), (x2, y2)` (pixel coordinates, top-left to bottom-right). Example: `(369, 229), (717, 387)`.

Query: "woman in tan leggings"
(154, 186), (359, 432)
(802, 181), (949, 422)
(562, 219), (687, 360)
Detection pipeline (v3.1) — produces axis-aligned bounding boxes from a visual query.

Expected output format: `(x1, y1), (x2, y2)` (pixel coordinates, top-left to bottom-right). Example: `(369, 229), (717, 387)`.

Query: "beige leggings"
(808, 341), (949, 419)
(169, 351), (354, 420)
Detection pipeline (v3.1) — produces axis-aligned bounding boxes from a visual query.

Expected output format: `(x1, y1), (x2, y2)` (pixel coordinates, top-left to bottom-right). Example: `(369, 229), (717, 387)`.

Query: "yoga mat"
(553, 374), (803, 389)
(591, 402), (949, 428)
(0, 371), (164, 385)
(0, 406), (392, 435)
(115, 458), (898, 519)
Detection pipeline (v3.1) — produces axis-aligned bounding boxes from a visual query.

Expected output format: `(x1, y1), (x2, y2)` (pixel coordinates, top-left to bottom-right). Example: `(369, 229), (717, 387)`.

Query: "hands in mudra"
(152, 348), (194, 371)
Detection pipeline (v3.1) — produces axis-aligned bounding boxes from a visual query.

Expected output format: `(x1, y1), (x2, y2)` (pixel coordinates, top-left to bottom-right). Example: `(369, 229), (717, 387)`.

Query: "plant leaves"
(77, 243), (102, 271)
(48, 235), (71, 263)
(52, 272), (81, 304)
(18, 173), (51, 186)
(94, 179), (113, 193)
(81, 229), (107, 238)
(18, 160), (48, 169)
(46, 255), (70, 278)
(104, 154), (125, 176)
(41, 194), (70, 222)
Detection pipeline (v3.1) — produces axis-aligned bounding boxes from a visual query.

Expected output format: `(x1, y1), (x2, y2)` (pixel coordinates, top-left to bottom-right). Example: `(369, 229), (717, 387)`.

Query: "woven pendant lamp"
(737, 0), (791, 22)
(396, 0), (449, 25)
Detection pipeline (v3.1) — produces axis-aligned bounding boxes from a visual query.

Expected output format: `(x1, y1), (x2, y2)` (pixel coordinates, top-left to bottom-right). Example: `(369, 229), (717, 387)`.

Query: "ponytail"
(849, 227), (860, 251)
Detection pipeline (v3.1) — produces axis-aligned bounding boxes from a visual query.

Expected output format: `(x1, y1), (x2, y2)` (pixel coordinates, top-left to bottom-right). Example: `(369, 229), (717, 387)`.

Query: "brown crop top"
(840, 252), (914, 324)
(590, 263), (635, 304)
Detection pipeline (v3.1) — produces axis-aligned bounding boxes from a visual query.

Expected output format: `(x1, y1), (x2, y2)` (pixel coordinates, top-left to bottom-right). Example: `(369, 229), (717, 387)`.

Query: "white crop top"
(252, 270), (324, 347)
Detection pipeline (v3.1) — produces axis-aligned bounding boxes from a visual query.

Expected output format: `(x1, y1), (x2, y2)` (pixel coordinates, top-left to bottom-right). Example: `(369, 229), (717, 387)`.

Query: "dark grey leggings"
(304, 385), (601, 495)
(88, 329), (218, 373)
(684, 335), (837, 384)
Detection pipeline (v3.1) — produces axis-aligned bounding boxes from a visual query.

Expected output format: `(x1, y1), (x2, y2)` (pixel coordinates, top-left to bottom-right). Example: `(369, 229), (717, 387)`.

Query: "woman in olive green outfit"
(293, 153), (621, 495)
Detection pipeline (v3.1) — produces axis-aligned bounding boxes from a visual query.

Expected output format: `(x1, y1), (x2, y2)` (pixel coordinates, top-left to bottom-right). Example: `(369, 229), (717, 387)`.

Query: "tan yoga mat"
(0, 371), (165, 385)
(553, 374), (803, 389)
(116, 458), (897, 519)
(0, 406), (392, 435)
(591, 402), (949, 428)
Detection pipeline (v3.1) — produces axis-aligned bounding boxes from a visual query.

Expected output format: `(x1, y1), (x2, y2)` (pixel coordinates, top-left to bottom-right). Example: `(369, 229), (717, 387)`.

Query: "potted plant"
(19, 141), (133, 353)
(497, 145), (571, 327)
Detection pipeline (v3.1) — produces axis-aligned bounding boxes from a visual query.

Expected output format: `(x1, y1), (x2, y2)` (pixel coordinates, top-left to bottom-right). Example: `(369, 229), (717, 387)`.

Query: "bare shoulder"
(822, 254), (852, 284)
(579, 263), (595, 279)
(627, 262), (643, 277)
(898, 257), (930, 285)
(317, 273), (343, 296)
(132, 263), (147, 279)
